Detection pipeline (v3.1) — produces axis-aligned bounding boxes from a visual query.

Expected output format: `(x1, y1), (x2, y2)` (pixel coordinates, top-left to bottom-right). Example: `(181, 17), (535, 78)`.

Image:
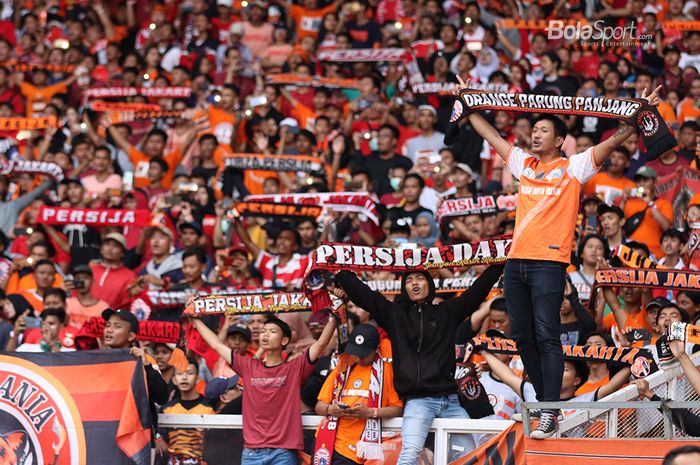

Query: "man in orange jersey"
(454, 76), (662, 438)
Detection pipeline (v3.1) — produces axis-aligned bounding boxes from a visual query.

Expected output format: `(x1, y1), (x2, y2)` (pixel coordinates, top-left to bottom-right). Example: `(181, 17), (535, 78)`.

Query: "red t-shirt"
(232, 348), (316, 450)
(254, 251), (309, 289)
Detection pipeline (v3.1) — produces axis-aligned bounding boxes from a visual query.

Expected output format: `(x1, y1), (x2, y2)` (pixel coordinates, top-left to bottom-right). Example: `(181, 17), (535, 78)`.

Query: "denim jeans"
(397, 394), (476, 465)
(504, 259), (566, 412)
(241, 448), (298, 465)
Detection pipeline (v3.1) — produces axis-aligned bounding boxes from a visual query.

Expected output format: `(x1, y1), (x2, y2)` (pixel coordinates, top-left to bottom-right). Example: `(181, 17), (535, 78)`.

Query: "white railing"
(158, 414), (512, 465)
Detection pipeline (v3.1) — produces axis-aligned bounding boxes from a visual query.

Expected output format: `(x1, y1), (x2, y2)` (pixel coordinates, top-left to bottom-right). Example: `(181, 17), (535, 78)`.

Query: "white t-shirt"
(481, 372), (522, 420)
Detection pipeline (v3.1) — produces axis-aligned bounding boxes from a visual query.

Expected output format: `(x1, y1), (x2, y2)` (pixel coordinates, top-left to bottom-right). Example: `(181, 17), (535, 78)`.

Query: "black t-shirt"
(387, 205), (431, 228)
(351, 151), (414, 197)
(347, 21), (381, 48)
(533, 75), (579, 97)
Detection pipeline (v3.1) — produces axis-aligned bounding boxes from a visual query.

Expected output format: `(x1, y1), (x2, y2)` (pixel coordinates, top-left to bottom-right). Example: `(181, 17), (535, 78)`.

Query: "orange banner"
(266, 73), (361, 89)
(90, 101), (162, 112)
(495, 19), (587, 30)
(662, 21), (700, 31)
(524, 437), (693, 464)
(449, 423), (526, 465)
(0, 116), (57, 129)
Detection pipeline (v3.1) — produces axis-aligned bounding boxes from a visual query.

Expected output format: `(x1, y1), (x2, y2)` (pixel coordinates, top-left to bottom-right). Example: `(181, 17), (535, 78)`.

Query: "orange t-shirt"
(19, 288), (44, 313)
(128, 147), (182, 190)
(289, 3), (337, 40)
(678, 97), (700, 125)
(5, 272), (64, 295)
(603, 306), (651, 347)
(19, 81), (69, 117)
(506, 146), (600, 264)
(292, 103), (319, 131)
(575, 374), (609, 396)
(658, 101), (677, 128)
(624, 197), (673, 258)
(317, 358), (402, 463)
(584, 172), (635, 203)
(207, 107), (236, 148)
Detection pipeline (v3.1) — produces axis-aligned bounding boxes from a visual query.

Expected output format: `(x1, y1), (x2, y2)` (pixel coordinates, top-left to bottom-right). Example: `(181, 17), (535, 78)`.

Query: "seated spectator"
(139, 227), (184, 290)
(559, 279), (596, 347)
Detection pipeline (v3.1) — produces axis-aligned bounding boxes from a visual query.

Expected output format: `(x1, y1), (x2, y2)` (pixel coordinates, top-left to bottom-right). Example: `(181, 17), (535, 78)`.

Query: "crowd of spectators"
(0, 0), (700, 462)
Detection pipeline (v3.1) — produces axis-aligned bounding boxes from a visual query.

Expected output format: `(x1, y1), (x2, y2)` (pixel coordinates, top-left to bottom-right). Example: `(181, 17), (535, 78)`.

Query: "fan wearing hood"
(335, 263), (504, 464)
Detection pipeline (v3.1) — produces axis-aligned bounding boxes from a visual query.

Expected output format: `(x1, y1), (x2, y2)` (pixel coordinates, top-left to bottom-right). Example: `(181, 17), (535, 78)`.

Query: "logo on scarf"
(630, 356), (651, 378)
(450, 100), (463, 123)
(313, 446), (331, 465)
(637, 110), (659, 138)
(459, 376), (482, 400)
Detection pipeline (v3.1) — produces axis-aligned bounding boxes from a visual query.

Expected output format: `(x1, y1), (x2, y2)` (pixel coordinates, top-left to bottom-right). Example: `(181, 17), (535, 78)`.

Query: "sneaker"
(512, 410), (540, 422)
(530, 412), (559, 439)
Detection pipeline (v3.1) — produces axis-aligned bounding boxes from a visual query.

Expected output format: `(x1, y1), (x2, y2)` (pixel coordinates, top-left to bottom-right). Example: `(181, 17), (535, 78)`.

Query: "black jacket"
(336, 264), (504, 400)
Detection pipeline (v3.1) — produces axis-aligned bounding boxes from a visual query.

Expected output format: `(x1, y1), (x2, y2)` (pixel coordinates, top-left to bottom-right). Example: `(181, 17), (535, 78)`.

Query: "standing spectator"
(403, 106), (446, 163)
(241, 2), (274, 59)
(583, 147), (635, 204)
(387, 174), (431, 228)
(140, 227), (184, 290)
(91, 233), (137, 310)
(597, 204), (627, 251)
(559, 280), (597, 347)
(65, 264), (109, 329)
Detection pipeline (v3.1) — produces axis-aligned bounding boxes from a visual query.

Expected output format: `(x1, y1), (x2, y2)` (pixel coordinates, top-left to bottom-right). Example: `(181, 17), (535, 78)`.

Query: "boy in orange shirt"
(584, 146), (636, 204)
(315, 325), (403, 465)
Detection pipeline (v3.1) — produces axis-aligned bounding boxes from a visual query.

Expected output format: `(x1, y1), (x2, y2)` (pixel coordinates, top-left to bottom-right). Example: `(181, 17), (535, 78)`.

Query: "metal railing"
(158, 414), (512, 465)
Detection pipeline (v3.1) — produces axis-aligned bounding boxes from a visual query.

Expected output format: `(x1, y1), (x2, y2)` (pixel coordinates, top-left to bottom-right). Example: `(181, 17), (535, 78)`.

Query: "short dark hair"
(378, 123), (399, 140)
(264, 317), (292, 342)
(42, 307), (67, 324)
(663, 445), (700, 465)
(149, 157), (169, 173)
(34, 259), (55, 272)
(44, 287), (67, 303)
(183, 247), (207, 264)
(31, 240), (55, 258)
(186, 356), (199, 373)
(612, 146), (631, 159)
(626, 240), (650, 257)
(533, 114), (568, 140)
(404, 173), (425, 189)
(656, 303), (689, 325)
(146, 128), (168, 143)
(199, 134), (218, 145)
(276, 224), (301, 245)
(660, 228), (686, 244)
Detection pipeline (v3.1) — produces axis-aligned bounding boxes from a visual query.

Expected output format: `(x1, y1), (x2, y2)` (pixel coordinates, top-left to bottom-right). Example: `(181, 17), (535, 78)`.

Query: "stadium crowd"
(0, 0), (700, 463)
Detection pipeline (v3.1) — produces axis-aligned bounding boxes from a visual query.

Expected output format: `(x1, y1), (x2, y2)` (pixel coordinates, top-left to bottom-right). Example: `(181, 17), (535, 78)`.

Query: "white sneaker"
(512, 410), (540, 422)
(530, 412), (559, 439)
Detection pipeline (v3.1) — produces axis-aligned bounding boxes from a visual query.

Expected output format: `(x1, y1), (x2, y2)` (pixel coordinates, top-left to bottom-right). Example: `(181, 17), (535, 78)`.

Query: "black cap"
(226, 324), (251, 342)
(178, 221), (203, 236)
(485, 328), (507, 339)
(344, 324), (380, 359)
(597, 203), (625, 219)
(664, 45), (680, 55)
(61, 177), (82, 187)
(102, 308), (139, 334)
(71, 263), (93, 277)
(646, 297), (672, 311)
(204, 375), (240, 405)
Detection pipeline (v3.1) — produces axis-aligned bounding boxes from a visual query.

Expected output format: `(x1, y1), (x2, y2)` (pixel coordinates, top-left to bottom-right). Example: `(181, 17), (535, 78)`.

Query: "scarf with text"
(459, 336), (656, 379)
(267, 74), (361, 89)
(437, 195), (499, 222)
(246, 192), (380, 225)
(39, 206), (151, 226)
(74, 317), (180, 350)
(0, 158), (64, 181)
(316, 48), (423, 84)
(688, 223), (700, 257)
(0, 116), (57, 130)
(313, 353), (385, 465)
(667, 321), (700, 345)
(412, 82), (509, 95)
(234, 201), (323, 220)
(611, 244), (663, 269)
(182, 291), (344, 317)
(225, 154), (323, 172)
(450, 89), (676, 159)
(366, 276), (500, 294)
(90, 101), (162, 112)
(0, 62), (77, 73)
(589, 268), (700, 311)
(83, 86), (192, 100)
(304, 238), (509, 313)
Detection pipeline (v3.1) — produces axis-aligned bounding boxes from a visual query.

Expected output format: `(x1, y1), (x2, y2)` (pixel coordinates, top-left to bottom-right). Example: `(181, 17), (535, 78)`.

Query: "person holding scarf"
(314, 324), (403, 465)
(451, 76), (662, 438)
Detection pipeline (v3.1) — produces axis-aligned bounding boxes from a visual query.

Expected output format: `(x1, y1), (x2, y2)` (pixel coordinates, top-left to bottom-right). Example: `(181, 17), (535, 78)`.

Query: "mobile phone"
(249, 95), (268, 107)
(337, 402), (350, 409)
(344, 180), (365, 190)
(13, 227), (33, 236)
(73, 280), (86, 289)
(25, 316), (42, 329)
(123, 172), (134, 192)
(627, 328), (651, 342)
(220, 198), (234, 210)
(165, 195), (182, 206)
(587, 214), (597, 230)
(628, 187), (645, 198)
(179, 183), (200, 193)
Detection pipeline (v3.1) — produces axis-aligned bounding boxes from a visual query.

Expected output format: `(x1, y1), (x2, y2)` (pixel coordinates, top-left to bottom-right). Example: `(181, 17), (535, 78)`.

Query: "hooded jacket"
(335, 264), (504, 400)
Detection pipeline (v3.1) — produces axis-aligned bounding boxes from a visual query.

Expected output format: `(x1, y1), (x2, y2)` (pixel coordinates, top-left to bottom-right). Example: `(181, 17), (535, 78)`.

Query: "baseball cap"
(226, 324), (252, 342)
(229, 22), (244, 36)
(104, 232), (127, 250)
(635, 166), (657, 180)
(664, 45), (681, 55)
(485, 328), (507, 339)
(597, 203), (624, 219)
(646, 297), (672, 311)
(217, 0), (233, 6)
(101, 308), (139, 334)
(344, 324), (380, 359)
(204, 375), (240, 405)
(454, 163), (474, 177)
(581, 193), (603, 205)
(179, 221), (203, 236)
(417, 104), (438, 118)
(280, 117), (300, 134)
(71, 263), (93, 277)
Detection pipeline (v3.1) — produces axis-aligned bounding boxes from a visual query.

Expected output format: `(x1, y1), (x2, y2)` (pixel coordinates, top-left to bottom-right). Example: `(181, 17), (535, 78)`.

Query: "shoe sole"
(530, 429), (558, 440)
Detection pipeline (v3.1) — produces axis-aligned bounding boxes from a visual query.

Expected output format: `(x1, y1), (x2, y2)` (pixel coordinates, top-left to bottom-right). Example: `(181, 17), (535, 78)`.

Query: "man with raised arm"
(452, 76), (661, 438)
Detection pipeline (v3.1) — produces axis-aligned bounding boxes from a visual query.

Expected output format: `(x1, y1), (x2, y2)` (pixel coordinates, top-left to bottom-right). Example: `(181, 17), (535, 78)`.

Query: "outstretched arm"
(308, 317), (336, 363)
(335, 270), (392, 329)
(190, 318), (232, 365)
(482, 350), (523, 394)
(597, 366), (631, 399)
(444, 263), (505, 321)
(592, 86), (661, 166)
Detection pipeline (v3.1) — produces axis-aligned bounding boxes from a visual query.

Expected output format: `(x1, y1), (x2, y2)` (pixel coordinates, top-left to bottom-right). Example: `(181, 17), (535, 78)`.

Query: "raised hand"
(640, 85), (662, 107)
(452, 75), (471, 96)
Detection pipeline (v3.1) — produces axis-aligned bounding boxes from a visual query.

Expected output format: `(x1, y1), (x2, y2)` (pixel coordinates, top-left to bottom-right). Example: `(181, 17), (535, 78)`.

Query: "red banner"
(246, 192), (380, 225)
(224, 153), (323, 172)
(654, 168), (700, 227)
(437, 196), (499, 222)
(75, 316), (180, 348)
(266, 74), (360, 89)
(83, 86), (192, 99)
(0, 116), (57, 129)
(39, 206), (151, 226)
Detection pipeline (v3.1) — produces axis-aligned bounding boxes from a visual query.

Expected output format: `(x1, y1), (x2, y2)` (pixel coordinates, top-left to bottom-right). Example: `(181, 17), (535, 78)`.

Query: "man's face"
(635, 75), (653, 96)
(41, 315), (62, 342)
(377, 128), (396, 153)
(34, 264), (55, 288)
(657, 306), (682, 332)
(220, 88), (236, 110)
(259, 323), (289, 351)
(144, 135), (166, 157)
(604, 72), (620, 93)
(540, 55), (555, 76)
(531, 120), (560, 154)
(561, 361), (582, 393)
(404, 272), (430, 302)
(150, 230), (171, 257)
(600, 212), (623, 238)
(66, 183), (85, 205)
(689, 79), (700, 99)
(488, 309), (510, 334)
(352, 350), (377, 367)
(295, 135), (312, 154)
(465, 215), (485, 238)
(29, 245), (49, 263)
(153, 344), (173, 371)
(93, 150), (111, 172)
(182, 255), (204, 284)
(608, 150), (629, 175)
(248, 315), (267, 343)
(103, 316), (134, 348)
(622, 132), (639, 155)
(297, 221), (316, 244)
(101, 239), (124, 263)
(417, 110), (435, 131)
(402, 177), (422, 203)
(679, 126), (696, 149)
(636, 177), (655, 193)
(665, 51), (680, 67)
(43, 294), (64, 309)
(275, 230), (297, 256)
(226, 333), (250, 354)
(621, 287), (643, 305)
(661, 235), (682, 256)
(174, 363), (198, 393)
(586, 335), (606, 347)
(180, 228), (200, 248)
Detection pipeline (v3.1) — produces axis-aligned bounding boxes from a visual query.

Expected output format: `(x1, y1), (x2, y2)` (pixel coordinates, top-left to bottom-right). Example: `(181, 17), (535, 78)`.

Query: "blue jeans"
(397, 394), (476, 465)
(504, 259), (566, 411)
(241, 448), (298, 465)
